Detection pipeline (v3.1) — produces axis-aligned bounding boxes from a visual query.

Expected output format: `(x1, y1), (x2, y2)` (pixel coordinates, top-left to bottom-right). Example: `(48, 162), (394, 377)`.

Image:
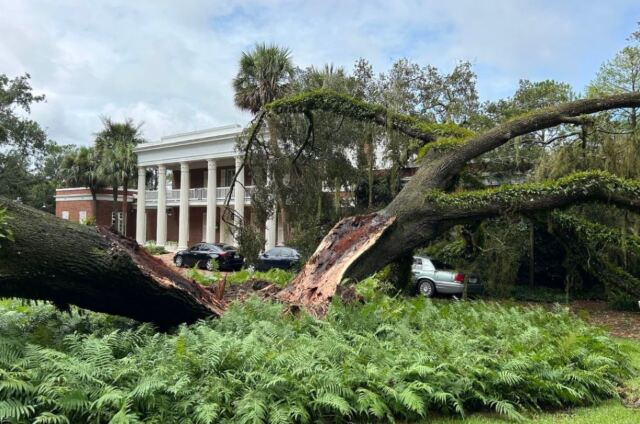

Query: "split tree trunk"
(277, 92), (640, 313)
(0, 197), (223, 327)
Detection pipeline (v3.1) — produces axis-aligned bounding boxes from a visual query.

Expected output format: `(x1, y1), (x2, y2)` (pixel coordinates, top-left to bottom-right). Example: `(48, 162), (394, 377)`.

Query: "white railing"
(145, 186), (254, 205)
(167, 189), (180, 202)
(216, 186), (230, 201)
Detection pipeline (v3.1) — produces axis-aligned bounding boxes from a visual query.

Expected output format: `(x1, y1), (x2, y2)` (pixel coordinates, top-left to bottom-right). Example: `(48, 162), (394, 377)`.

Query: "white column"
(234, 156), (245, 232)
(206, 159), (217, 243)
(135, 166), (146, 244)
(156, 164), (167, 246)
(178, 162), (190, 250)
(265, 206), (277, 250)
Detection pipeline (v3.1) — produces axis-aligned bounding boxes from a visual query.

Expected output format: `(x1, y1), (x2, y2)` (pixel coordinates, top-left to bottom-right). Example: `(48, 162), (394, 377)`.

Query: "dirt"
(155, 253), (283, 303)
(569, 300), (640, 340)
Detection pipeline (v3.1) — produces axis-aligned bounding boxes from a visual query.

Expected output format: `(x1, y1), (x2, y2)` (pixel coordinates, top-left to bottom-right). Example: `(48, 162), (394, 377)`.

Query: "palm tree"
(232, 43), (294, 114)
(95, 118), (144, 233)
(113, 141), (138, 235)
(60, 147), (104, 216)
(232, 43), (294, 240)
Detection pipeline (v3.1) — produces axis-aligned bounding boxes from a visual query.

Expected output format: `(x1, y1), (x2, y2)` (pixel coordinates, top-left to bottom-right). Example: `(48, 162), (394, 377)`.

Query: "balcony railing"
(144, 186), (254, 205)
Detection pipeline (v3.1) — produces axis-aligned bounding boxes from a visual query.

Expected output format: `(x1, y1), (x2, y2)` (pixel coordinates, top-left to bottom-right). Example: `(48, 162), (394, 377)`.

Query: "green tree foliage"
(241, 54), (479, 256)
(0, 74), (68, 212)
(587, 32), (640, 131)
(232, 43), (294, 114)
(60, 146), (104, 212)
(0, 287), (632, 423)
(418, 27), (640, 303)
(0, 74), (47, 154)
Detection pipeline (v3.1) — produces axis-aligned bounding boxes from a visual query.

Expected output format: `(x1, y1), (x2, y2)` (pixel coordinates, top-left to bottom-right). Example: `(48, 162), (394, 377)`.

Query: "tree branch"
(265, 89), (473, 143)
(427, 171), (640, 222)
(440, 93), (640, 181)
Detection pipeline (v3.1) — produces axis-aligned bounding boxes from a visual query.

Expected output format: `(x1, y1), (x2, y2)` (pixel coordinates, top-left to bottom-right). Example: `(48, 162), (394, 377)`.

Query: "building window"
(61, 211), (69, 220)
(111, 211), (124, 234)
(79, 210), (87, 223)
(221, 168), (235, 187)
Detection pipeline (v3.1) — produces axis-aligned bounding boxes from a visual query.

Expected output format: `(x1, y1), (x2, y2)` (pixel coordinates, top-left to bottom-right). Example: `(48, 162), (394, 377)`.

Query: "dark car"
(174, 242), (244, 271)
(255, 247), (301, 271)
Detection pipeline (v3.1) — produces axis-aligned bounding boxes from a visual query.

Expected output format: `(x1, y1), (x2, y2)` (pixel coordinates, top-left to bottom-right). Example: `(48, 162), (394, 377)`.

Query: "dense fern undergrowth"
(0, 279), (633, 423)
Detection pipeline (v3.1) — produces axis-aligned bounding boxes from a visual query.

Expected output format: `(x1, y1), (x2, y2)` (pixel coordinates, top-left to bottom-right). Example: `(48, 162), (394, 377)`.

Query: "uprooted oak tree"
(2, 90), (640, 324)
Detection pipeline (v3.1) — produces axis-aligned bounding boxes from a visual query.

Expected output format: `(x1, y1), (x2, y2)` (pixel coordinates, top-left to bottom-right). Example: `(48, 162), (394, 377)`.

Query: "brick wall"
(55, 188), (137, 238)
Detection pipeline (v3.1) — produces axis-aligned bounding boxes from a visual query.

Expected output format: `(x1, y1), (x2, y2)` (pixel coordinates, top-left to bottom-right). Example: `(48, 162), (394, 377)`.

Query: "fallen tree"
(2, 91), (640, 323)
(0, 200), (224, 327)
(270, 91), (640, 315)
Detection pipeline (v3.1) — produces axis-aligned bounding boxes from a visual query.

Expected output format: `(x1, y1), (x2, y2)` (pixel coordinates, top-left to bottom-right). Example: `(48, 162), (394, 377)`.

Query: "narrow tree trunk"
(111, 185), (119, 231)
(529, 219), (535, 288)
(0, 198), (224, 327)
(91, 190), (98, 222)
(122, 177), (129, 236)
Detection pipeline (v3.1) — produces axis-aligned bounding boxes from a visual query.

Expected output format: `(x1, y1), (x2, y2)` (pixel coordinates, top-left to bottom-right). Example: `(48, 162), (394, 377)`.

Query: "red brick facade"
(55, 188), (137, 238)
(55, 187), (254, 247)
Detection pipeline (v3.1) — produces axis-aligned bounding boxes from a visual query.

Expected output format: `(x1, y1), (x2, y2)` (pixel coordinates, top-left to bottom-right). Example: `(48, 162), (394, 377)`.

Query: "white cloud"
(1, 0), (638, 146)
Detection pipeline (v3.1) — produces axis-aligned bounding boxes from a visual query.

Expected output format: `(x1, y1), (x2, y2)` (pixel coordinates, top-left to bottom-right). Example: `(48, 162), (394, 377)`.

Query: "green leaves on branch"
(416, 137), (471, 159)
(265, 89), (473, 142)
(550, 212), (640, 256)
(425, 170), (640, 211)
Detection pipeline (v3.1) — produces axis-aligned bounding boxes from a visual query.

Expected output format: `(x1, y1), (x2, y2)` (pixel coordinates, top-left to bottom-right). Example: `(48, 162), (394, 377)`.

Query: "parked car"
(174, 242), (244, 271)
(255, 247), (301, 271)
(412, 255), (483, 297)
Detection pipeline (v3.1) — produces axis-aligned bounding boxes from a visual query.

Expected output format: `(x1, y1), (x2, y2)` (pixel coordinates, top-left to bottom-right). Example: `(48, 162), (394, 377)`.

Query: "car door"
(431, 259), (458, 293)
(189, 243), (206, 267)
(271, 248), (288, 269)
(412, 257), (423, 276)
(259, 248), (276, 270)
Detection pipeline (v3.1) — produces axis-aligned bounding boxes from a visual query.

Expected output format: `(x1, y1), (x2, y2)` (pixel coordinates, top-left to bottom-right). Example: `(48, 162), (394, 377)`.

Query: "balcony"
(144, 186), (254, 206)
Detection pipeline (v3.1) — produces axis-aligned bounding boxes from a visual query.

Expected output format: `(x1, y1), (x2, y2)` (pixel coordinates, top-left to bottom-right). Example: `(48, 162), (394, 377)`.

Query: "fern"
(0, 289), (634, 423)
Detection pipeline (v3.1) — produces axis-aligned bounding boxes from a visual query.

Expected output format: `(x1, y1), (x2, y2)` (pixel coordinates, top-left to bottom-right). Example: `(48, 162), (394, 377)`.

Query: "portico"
(134, 125), (278, 251)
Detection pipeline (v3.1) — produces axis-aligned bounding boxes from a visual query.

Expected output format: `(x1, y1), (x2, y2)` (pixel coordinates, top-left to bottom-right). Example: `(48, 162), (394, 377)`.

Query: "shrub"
(143, 242), (167, 255)
(188, 267), (295, 287)
(0, 288), (633, 423)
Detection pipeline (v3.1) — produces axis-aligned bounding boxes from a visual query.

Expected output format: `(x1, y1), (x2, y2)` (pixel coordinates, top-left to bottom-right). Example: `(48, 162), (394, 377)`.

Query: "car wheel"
(175, 256), (184, 267)
(418, 279), (435, 298)
(206, 260), (215, 271)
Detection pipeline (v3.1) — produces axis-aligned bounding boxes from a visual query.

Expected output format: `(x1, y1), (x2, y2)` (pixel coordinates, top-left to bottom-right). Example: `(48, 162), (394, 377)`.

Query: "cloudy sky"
(2, 0), (639, 146)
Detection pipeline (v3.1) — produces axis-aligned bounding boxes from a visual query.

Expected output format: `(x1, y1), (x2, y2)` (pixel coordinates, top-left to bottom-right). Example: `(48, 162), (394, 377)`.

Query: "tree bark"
(0, 197), (224, 327)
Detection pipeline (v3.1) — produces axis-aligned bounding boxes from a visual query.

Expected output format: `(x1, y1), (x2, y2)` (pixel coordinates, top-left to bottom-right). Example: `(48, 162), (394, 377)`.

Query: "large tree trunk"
(278, 213), (396, 316)
(0, 197), (224, 327)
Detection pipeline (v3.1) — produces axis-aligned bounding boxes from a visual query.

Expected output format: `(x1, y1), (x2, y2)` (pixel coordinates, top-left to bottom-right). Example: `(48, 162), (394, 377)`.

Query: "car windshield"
(202, 244), (224, 253)
(430, 259), (453, 270)
(266, 247), (298, 257)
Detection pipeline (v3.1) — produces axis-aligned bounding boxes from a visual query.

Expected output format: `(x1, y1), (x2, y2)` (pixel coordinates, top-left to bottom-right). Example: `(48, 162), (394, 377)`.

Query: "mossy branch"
(449, 92), (640, 168)
(426, 171), (640, 220)
(550, 212), (640, 255)
(265, 89), (473, 143)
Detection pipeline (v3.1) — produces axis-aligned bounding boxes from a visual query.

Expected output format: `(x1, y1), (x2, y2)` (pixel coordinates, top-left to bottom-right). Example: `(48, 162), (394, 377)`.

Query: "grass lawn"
(426, 338), (640, 423)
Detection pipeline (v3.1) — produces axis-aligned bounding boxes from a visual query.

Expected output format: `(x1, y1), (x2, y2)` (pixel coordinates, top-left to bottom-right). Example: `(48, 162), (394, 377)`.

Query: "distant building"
(55, 187), (137, 238)
(55, 125), (282, 251)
